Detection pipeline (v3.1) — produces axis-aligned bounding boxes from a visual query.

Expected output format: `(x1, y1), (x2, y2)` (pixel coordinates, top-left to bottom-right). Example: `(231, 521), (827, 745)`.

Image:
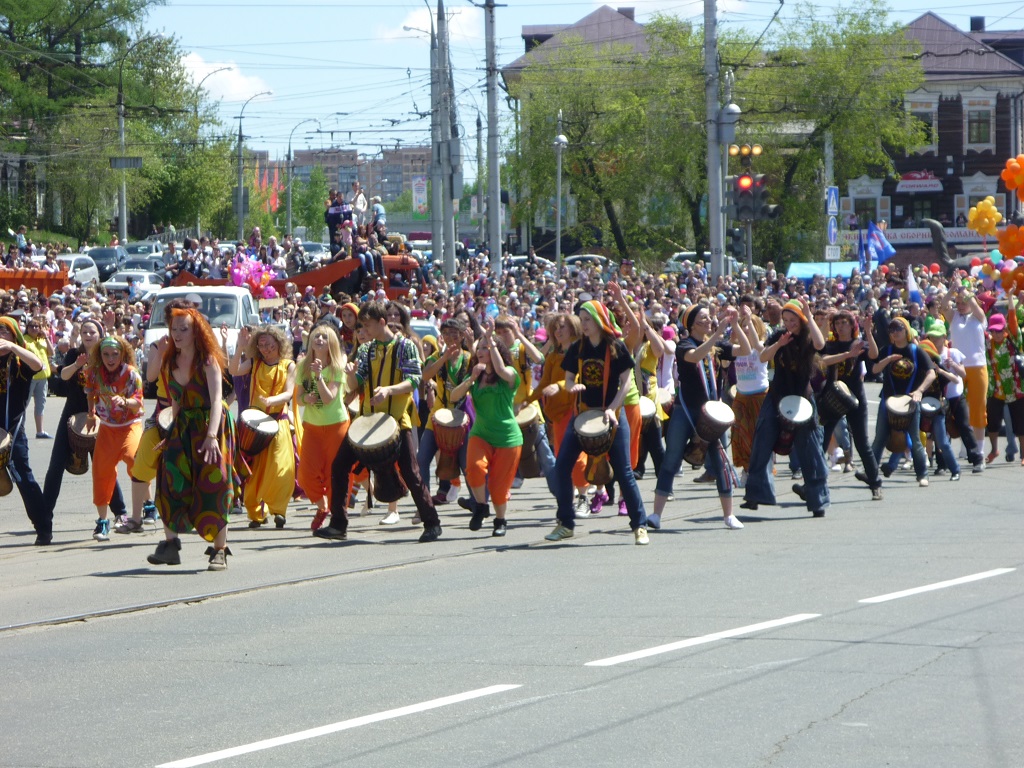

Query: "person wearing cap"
(869, 315), (936, 487)
(544, 297), (651, 545)
(742, 296), (831, 517)
(983, 296), (1024, 466)
(941, 282), (987, 444)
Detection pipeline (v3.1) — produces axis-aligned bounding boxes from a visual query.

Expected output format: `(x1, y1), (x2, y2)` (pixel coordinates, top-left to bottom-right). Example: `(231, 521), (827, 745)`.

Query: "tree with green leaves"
(293, 165), (329, 241)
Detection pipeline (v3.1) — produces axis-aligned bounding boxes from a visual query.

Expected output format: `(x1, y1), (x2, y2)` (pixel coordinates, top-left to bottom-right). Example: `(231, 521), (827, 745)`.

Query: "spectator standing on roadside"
(23, 318), (53, 439)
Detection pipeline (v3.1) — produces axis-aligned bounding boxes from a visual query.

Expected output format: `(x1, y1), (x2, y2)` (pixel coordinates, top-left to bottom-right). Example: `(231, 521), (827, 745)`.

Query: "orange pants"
(93, 421), (142, 507)
(465, 436), (522, 504)
(298, 420), (349, 506)
(552, 412), (588, 489)
(624, 402), (641, 470)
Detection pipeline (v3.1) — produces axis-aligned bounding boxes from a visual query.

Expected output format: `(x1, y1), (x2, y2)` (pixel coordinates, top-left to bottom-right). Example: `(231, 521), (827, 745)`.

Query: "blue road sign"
(827, 215), (839, 245)
(826, 186), (840, 217)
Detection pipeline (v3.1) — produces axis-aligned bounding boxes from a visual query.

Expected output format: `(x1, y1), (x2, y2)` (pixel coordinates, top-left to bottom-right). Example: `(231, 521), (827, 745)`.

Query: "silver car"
(103, 271), (163, 301)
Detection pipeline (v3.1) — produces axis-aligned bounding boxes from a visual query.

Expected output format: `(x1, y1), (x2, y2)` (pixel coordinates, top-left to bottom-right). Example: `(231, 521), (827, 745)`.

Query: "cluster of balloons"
(1001, 155), (1024, 202)
(969, 250), (1024, 292)
(998, 224), (1024, 258)
(229, 258), (279, 299)
(968, 196), (1003, 236)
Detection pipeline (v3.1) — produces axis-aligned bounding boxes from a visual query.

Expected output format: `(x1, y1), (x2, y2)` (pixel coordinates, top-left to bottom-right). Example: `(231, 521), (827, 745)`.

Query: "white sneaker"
(724, 514), (744, 530)
(511, 476), (524, 489)
(359, 500), (370, 516)
(380, 510), (400, 525)
(445, 485), (459, 503)
(573, 493), (591, 519)
(918, 478), (929, 487)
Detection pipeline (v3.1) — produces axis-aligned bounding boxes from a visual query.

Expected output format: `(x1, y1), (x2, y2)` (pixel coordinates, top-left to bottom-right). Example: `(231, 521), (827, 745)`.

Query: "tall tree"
(293, 165), (329, 241)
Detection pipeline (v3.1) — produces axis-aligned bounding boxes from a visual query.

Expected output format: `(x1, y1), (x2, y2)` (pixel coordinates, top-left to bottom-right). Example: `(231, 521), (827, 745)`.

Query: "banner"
(412, 176), (428, 220)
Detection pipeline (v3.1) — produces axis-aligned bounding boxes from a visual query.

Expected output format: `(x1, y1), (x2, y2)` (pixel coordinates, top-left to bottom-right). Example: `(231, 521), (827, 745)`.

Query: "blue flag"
(857, 228), (868, 272)
(867, 221), (896, 263)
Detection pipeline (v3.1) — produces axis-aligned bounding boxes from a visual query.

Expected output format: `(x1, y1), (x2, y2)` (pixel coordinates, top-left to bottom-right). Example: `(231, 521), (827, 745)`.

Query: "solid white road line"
(858, 568), (1016, 604)
(156, 684), (521, 768)
(584, 613), (821, 667)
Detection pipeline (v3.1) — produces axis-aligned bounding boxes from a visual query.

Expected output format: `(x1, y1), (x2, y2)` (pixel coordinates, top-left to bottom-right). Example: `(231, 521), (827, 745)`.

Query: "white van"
(142, 286), (261, 386)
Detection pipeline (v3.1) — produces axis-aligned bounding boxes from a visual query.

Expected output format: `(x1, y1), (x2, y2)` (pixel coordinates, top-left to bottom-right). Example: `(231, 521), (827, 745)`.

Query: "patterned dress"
(157, 365), (236, 541)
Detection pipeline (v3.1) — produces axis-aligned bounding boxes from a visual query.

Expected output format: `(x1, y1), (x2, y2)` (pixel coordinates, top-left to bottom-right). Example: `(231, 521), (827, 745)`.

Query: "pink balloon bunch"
(229, 257), (274, 298)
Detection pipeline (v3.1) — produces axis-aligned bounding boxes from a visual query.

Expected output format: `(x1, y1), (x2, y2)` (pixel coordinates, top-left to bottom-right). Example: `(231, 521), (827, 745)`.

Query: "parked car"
(56, 254), (100, 286)
(86, 246), (128, 282)
(124, 256), (166, 274)
(123, 241), (163, 257)
(505, 255), (555, 272)
(102, 271), (163, 302)
(564, 254), (613, 275)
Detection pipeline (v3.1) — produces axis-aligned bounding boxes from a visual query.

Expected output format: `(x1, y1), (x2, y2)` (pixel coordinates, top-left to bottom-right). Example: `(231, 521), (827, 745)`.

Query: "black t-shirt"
(824, 339), (867, 395)
(562, 337), (634, 410)
(766, 329), (815, 402)
(676, 337), (731, 413)
(880, 343), (933, 399)
(58, 347), (90, 414)
(0, 353), (35, 429)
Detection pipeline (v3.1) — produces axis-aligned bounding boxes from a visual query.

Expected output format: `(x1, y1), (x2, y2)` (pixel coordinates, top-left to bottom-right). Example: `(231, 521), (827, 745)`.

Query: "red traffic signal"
(736, 173), (754, 191)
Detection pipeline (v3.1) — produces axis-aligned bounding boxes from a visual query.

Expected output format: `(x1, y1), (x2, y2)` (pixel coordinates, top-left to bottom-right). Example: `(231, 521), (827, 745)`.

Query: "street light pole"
(286, 118), (318, 236)
(116, 36), (155, 244)
(194, 66), (232, 238)
(554, 110), (567, 275)
(237, 91), (271, 242)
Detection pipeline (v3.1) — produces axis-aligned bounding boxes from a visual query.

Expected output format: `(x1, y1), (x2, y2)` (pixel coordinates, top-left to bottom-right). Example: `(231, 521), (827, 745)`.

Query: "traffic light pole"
(704, 0), (724, 279)
(745, 220), (753, 276)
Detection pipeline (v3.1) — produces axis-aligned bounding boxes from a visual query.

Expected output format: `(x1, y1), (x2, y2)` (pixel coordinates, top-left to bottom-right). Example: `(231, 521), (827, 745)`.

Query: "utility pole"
(476, 113), (485, 246)
(286, 118), (317, 236)
(428, 13), (444, 277)
(438, 0), (457, 279)
(704, 0), (724, 278)
(237, 91), (270, 243)
(194, 66), (231, 239)
(554, 110), (567, 274)
(484, 0), (504, 275)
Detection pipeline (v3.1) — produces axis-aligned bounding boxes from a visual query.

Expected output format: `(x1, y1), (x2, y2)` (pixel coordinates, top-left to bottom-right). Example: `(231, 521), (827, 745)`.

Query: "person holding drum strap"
(419, 318), (472, 501)
(42, 318), (128, 539)
(545, 299), (650, 545)
(148, 306), (236, 571)
(534, 312), (589, 517)
(731, 307), (769, 487)
(917, 337), (962, 480)
(650, 302), (749, 531)
(83, 335), (144, 542)
(316, 300), (443, 543)
(448, 325), (522, 536)
(983, 303), (1024, 466)
(741, 297), (831, 517)
(869, 316), (936, 488)
(0, 316), (47, 544)
(819, 309), (882, 501)
(297, 321), (349, 531)
(231, 325), (298, 529)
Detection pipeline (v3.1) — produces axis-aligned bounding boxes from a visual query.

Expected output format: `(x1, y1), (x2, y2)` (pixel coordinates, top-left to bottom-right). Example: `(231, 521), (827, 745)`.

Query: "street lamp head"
(553, 134), (568, 149)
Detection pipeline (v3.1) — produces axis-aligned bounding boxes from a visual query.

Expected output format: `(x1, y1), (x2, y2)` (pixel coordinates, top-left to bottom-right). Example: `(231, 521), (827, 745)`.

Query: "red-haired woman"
(84, 335), (144, 542)
(148, 306), (236, 571)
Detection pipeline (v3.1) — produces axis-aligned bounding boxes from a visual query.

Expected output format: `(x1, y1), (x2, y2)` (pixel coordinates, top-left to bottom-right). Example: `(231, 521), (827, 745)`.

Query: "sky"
(143, 0), (1024, 176)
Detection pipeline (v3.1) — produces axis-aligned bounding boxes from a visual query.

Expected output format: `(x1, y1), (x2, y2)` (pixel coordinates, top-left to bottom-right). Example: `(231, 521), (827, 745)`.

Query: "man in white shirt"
(350, 182), (368, 227)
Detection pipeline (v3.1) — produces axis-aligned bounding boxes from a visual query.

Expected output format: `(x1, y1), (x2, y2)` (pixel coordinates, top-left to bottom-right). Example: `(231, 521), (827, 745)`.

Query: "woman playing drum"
(730, 307), (768, 486)
(449, 324), (522, 536)
(651, 302), (750, 531)
(231, 325), (298, 528)
(297, 321), (349, 531)
(84, 335), (144, 542)
(148, 306), (236, 571)
(819, 309), (882, 500)
(742, 297), (831, 517)
(544, 300), (650, 545)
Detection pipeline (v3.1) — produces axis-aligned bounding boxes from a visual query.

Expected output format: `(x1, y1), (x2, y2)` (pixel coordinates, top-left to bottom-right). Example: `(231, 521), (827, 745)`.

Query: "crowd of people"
(3, 225), (1021, 568)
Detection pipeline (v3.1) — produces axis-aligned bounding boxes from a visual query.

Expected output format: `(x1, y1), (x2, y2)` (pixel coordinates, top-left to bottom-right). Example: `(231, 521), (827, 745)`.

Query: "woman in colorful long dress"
(984, 296), (1024, 465)
(84, 336), (144, 542)
(297, 322), (349, 531)
(231, 324), (298, 529)
(148, 306), (236, 571)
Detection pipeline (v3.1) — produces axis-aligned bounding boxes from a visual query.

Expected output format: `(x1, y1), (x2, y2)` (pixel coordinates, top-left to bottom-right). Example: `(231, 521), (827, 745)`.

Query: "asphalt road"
(1, 385), (1022, 768)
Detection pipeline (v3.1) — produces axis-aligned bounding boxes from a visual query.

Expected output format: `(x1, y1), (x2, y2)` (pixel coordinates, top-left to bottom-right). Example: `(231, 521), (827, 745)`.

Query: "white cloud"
(377, 6), (483, 44)
(181, 52), (273, 104)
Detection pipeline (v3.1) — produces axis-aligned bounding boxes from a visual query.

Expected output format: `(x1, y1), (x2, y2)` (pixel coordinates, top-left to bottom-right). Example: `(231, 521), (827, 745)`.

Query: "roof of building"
(503, 5), (648, 82)
(905, 12), (1024, 80)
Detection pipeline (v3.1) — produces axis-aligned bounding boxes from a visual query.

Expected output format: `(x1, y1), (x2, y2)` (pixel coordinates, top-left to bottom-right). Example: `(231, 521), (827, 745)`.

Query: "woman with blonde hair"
(296, 322), (349, 531)
(84, 335), (144, 542)
(731, 308), (769, 485)
(230, 324), (298, 529)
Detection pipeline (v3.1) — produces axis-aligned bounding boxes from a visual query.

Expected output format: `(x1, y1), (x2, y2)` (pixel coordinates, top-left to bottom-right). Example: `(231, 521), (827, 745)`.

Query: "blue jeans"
(7, 417), (48, 536)
(418, 426), (468, 497)
(552, 408), (647, 530)
(931, 402), (960, 475)
(534, 422), (557, 495)
(744, 397), (830, 512)
(872, 399), (927, 480)
(656, 401), (731, 497)
(821, 390), (880, 488)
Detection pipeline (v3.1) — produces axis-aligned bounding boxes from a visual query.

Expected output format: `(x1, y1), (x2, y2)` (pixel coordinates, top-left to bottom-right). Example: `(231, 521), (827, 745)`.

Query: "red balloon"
(930, 263), (940, 274)
(880, 265), (889, 274)
(971, 257), (982, 267)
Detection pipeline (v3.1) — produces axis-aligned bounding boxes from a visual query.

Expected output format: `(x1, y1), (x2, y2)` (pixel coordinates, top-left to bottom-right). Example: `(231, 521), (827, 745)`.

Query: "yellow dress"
(245, 359), (298, 520)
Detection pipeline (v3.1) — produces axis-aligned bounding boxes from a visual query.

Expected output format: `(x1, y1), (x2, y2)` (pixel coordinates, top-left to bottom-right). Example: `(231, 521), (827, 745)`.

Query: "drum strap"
(573, 340), (612, 416)
(884, 344), (917, 396)
(365, 338), (400, 419)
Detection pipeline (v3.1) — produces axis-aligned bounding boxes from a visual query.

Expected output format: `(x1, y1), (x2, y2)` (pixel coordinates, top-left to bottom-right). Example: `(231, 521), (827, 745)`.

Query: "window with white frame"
(962, 88), (997, 154)
(906, 90), (939, 155)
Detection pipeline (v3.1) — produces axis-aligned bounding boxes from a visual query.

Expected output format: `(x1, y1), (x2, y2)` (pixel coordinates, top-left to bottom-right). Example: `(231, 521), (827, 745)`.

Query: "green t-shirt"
(301, 368), (348, 426)
(469, 371), (523, 448)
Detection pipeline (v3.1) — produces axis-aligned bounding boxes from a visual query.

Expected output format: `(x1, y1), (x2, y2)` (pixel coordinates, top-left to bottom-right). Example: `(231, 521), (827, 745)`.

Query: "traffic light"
(735, 173), (755, 222)
(723, 175), (738, 220)
(751, 173), (782, 221)
(726, 227), (746, 259)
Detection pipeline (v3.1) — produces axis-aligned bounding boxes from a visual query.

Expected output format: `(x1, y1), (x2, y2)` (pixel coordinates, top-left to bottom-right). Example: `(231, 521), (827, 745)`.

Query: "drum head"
(887, 394), (913, 415)
(157, 409), (174, 431)
(574, 409), (609, 436)
(703, 400), (736, 426)
(68, 412), (98, 437)
(240, 408), (279, 435)
(0, 427), (10, 451)
(434, 408), (468, 429)
(349, 412), (400, 449)
(639, 398), (656, 418)
(779, 395), (812, 423)
(920, 397), (941, 414)
(833, 380), (852, 398)
(657, 388), (674, 409)
(515, 403), (539, 427)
